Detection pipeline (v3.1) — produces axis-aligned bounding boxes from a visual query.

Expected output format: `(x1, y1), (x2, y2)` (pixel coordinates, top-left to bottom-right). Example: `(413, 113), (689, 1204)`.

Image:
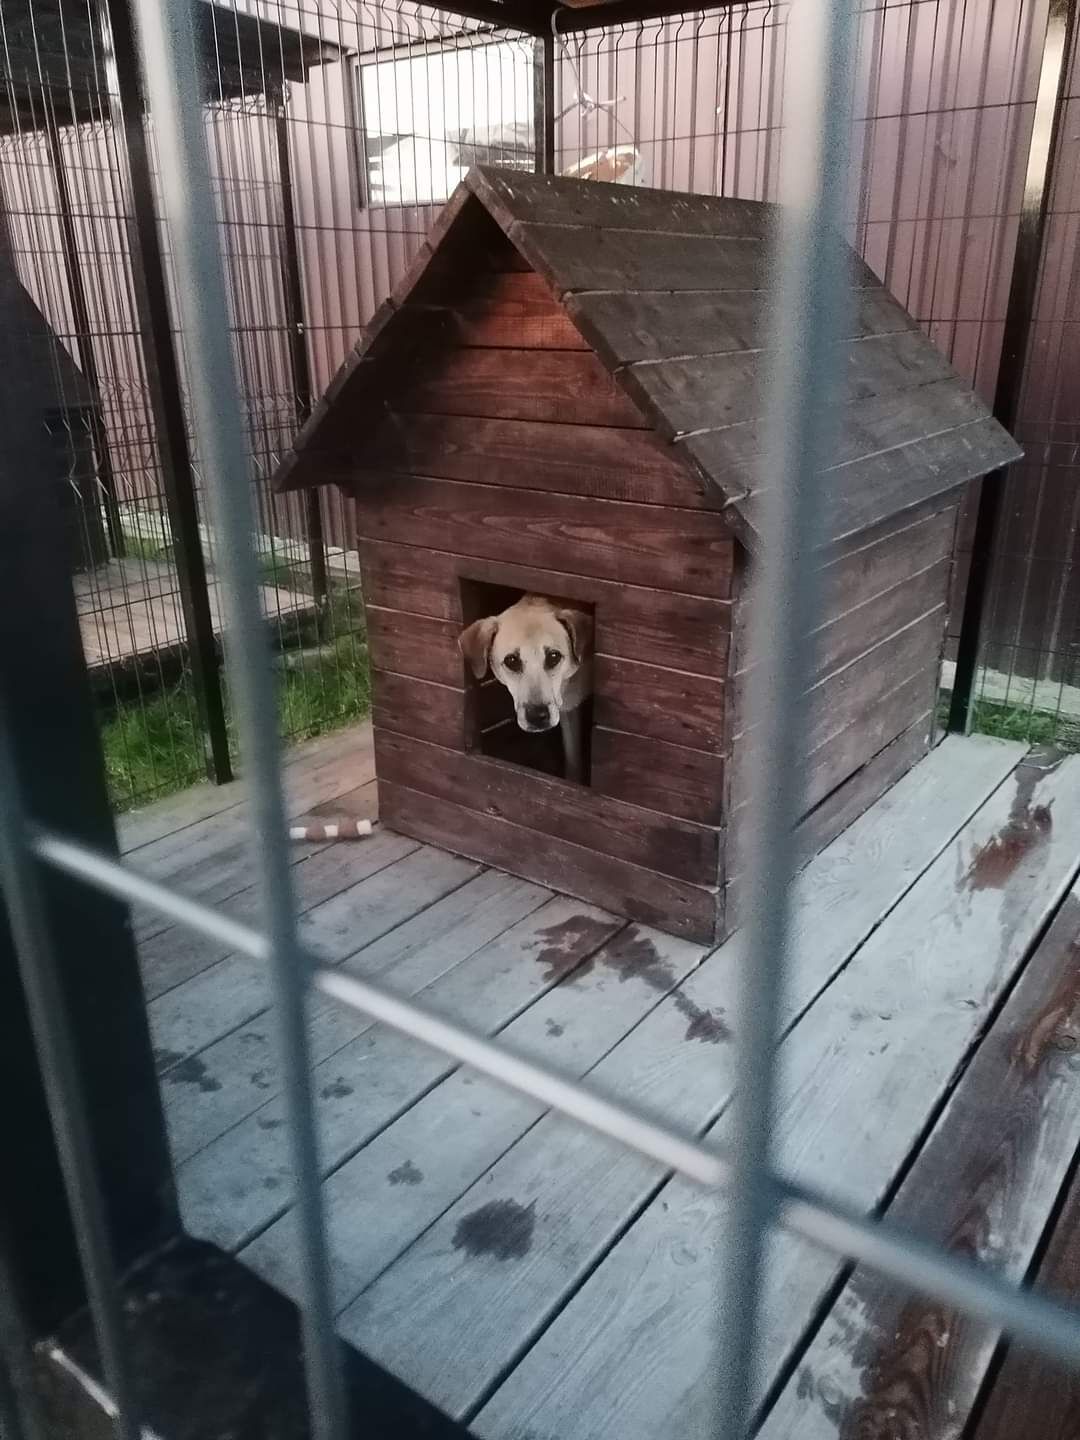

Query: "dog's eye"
(503, 653), (522, 673)
(544, 649), (563, 670)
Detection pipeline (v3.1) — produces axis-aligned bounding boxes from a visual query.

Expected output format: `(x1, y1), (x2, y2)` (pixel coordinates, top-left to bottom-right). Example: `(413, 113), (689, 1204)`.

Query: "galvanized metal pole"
(713, 0), (855, 1430)
(124, 0), (346, 1434)
(274, 101), (328, 608)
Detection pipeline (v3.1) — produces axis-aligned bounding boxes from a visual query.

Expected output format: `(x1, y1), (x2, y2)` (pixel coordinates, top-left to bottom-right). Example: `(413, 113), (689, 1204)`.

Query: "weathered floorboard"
(176, 897), (625, 1251)
(760, 877), (1080, 1440)
(241, 923), (709, 1309)
(971, 1107), (1080, 1440)
(470, 751), (1080, 1440)
(139, 822), (419, 1002)
(147, 845), (474, 1064)
(163, 869), (549, 1165)
(333, 738), (1023, 1422)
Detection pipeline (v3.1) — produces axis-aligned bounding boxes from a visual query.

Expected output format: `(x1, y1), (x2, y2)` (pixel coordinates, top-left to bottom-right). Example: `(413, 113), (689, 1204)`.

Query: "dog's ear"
(458, 615), (498, 679)
(555, 608), (593, 664)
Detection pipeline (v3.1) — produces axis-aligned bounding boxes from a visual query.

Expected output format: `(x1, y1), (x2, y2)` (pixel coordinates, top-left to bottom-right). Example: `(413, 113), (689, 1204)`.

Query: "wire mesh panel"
(6, 0), (1080, 1438)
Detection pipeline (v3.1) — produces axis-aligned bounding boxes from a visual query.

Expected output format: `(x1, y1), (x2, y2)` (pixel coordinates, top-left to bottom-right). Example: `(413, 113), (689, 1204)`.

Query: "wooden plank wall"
(727, 508), (958, 909)
(348, 236), (735, 943)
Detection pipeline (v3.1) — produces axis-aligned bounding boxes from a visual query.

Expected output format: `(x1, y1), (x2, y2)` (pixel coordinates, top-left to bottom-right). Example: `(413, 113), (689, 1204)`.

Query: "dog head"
(458, 594), (592, 733)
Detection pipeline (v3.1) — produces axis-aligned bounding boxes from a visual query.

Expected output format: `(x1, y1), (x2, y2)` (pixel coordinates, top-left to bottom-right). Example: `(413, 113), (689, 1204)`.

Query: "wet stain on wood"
(963, 764), (1053, 892)
(452, 1198), (536, 1261)
(545, 1019), (565, 1037)
(250, 1069), (273, 1090)
(256, 1116), (284, 1131)
(537, 924), (729, 1043)
(154, 1047), (186, 1074)
(165, 1055), (222, 1093)
(533, 914), (621, 983)
(320, 1078), (354, 1100)
(388, 1160), (423, 1187)
(676, 995), (731, 1044)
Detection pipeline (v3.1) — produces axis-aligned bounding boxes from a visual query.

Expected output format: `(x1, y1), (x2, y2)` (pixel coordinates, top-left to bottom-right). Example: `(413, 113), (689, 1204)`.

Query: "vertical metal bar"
(534, 31), (556, 174)
(274, 99), (327, 607)
(714, 0), (854, 1432)
(43, 109), (126, 562)
(95, 0), (233, 786)
(126, 1), (346, 1436)
(948, 0), (1077, 734)
(0, 716), (140, 1440)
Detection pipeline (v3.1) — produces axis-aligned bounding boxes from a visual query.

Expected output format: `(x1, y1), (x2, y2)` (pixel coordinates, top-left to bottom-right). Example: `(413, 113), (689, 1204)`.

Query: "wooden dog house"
(272, 167), (1020, 945)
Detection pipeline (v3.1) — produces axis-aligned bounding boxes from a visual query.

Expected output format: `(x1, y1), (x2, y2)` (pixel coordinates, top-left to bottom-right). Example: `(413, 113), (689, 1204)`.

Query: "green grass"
(101, 627), (370, 812)
(938, 694), (1080, 751)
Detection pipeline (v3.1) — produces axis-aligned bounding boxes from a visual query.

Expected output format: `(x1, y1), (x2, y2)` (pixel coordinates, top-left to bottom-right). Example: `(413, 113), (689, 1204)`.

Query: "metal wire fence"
(2, 0), (1077, 821)
(4, 0), (1080, 1435)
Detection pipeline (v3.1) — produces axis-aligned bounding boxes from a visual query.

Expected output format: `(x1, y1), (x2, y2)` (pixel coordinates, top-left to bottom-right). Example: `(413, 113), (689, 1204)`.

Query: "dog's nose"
(524, 702), (551, 729)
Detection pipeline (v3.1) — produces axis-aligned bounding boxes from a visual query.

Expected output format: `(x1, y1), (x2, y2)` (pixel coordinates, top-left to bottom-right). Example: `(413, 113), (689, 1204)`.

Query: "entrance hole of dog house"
(459, 577), (594, 784)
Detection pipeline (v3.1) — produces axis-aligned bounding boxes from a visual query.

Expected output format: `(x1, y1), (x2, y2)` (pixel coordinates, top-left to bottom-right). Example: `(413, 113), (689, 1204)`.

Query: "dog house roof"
(271, 165), (1020, 552)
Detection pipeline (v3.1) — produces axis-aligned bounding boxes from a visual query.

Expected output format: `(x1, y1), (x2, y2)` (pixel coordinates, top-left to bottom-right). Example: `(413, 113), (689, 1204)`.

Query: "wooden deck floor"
(74, 555), (313, 673)
(120, 723), (1080, 1440)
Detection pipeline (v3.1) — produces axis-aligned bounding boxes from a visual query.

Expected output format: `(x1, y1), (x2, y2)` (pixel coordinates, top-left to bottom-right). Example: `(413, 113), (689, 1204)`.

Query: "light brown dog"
(458, 594), (593, 782)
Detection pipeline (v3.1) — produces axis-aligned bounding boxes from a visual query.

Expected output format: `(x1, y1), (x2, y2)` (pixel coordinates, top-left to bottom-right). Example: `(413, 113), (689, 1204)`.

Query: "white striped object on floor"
(288, 819), (375, 842)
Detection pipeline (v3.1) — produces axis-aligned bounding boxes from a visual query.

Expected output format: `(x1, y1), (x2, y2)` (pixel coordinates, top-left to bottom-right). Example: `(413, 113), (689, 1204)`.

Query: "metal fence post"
(43, 108), (126, 561)
(95, 0), (233, 785)
(534, 31), (556, 174)
(274, 99), (328, 608)
(947, 0), (1077, 733)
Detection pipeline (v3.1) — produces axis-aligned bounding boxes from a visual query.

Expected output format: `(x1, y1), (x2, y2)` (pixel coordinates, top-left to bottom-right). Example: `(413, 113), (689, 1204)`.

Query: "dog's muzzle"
(521, 702), (555, 732)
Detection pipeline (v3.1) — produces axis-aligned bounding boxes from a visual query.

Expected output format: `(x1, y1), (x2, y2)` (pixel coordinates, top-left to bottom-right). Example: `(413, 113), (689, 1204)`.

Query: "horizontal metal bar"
(30, 827), (1080, 1374)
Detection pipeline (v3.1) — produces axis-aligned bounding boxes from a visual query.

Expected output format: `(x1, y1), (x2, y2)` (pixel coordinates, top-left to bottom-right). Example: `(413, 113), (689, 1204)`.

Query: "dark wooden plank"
(407, 272), (588, 351)
(678, 375), (994, 505)
(381, 780), (721, 944)
(735, 604), (947, 752)
(819, 507), (955, 617)
(510, 221), (768, 296)
(809, 559), (951, 689)
(359, 412), (713, 509)
(352, 477), (736, 599)
(733, 662), (940, 820)
(399, 347), (647, 429)
(360, 540), (731, 674)
(468, 166), (776, 239)
(592, 727), (724, 826)
(372, 670), (465, 749)
(733, 558), (952, 707)
(595, 656), (726, 754)
(972, 1118), (1080, 1440)
(761, 883), (1080, 1440)
(366, 605), (461, 688)
(566, 284), (916, 367)
(825, 416), (1022, 546)
(374, 729), (721, 886)
(725, 713), (933, 921)
(624, 329), (956, 443)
